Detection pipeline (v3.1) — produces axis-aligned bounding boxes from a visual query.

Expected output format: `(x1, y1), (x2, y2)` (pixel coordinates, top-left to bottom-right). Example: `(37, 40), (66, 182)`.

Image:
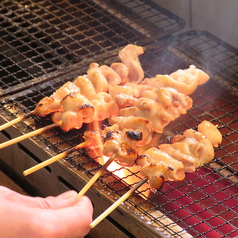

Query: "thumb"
(0, 186), (79, 210)
(36, 190), (79, 210)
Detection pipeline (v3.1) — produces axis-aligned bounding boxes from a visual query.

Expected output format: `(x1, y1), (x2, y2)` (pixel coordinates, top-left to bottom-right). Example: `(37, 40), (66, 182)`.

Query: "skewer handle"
(23, 140), (91, 176)
(78, 155), (115, 197)
(23, 151), (67, 176)
(0, 111), (34, 131)
(0, 121), (62, 150)
(90, 177), (148, 228)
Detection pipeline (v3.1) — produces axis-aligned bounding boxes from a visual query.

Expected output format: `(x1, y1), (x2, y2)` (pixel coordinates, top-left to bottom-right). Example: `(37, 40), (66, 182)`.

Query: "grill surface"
(0, 31), (237, 238)
(0, 0), (184, 96)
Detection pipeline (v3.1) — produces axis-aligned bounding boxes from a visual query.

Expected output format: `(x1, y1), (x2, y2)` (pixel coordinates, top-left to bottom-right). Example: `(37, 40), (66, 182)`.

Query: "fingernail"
(61, 190), (77, 199)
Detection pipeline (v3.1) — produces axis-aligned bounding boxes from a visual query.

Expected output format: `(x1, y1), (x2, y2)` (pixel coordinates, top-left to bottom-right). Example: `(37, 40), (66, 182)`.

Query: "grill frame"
(0, 30), (238, 238)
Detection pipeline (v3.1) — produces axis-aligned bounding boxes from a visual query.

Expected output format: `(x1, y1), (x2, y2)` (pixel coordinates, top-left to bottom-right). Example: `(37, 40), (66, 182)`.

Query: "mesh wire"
(0, 0), (184, 95)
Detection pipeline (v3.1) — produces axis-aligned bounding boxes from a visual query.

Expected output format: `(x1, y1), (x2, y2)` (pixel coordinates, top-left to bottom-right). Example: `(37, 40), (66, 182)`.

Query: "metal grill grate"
(0, 31), (237, 237)
(0, 0), (184, 96)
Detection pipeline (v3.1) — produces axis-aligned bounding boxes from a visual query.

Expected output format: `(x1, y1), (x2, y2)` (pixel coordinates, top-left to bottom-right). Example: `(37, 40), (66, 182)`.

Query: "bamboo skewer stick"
(78, 155), (116, 197)
(23, 140), (91, 176)
(90, 177), (148, 228)
(0, 121), (62, 150)
(0, 111), (34, 131)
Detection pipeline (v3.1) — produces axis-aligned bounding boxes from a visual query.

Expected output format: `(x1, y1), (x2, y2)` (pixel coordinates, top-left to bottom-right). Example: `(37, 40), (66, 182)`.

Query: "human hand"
(0, 186), (93, 238)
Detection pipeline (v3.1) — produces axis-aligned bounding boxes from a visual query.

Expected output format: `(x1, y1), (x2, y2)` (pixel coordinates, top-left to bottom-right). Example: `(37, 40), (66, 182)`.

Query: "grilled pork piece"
(110, 62), (129, 84)
(32, 45), (209, 136)
(35, 82), (80, 117)
(118, 86), (193, 133)
(74, 75), (97, 101)
(102, 128), (138, 167)
(51, 92), (119, 131)
(82, 120), (221, 192)
(109, 116), (153, 147)
(136, 121), (222, 191)
(118, 44), (144, 83)
(51, 94), (94, 131)
(156, 65), (210, 95)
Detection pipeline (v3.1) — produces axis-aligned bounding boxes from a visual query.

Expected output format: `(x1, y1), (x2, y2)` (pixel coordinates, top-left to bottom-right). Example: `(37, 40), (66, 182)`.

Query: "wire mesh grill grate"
(0, 0), (184, 96)
(0, 31), (237, 237)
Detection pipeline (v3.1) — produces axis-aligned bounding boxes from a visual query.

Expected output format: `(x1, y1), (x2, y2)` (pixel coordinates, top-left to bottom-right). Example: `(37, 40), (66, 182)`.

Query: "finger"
(0, 186), (31, 205)
(34, 191), (79, 209)
(0, 190), (93, 238)
(57, 196), (93, 237)
(0, 186), (18, 197)
(0, 186), (79, 210)
(35, 196), (93, 238)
